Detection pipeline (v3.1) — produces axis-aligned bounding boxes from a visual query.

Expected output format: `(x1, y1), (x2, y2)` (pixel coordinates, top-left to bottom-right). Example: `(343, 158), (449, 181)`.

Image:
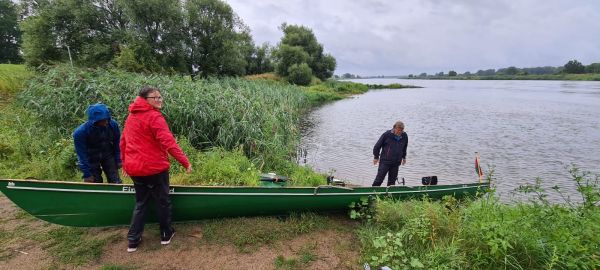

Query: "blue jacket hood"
(87, 103), (111, 123)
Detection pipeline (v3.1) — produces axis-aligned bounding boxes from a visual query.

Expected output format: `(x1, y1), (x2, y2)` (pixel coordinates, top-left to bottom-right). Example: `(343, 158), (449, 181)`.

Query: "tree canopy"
(563, 60), (585, 74)
(18, 0), (264, 77)
(275, 23), (336, 84)
(0, 0), (23, 63)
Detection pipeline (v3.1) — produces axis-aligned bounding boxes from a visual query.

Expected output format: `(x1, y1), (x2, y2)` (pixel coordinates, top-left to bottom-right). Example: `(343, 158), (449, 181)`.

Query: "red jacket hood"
(129, 96), (157, 114)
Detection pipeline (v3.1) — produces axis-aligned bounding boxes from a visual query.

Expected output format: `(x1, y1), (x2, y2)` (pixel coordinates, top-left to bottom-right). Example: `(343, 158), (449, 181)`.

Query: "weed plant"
(358, 169), (600, 269)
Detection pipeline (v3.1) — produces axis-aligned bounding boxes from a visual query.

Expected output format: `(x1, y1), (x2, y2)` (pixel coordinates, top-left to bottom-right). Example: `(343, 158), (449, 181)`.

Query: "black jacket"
(373, 130), (408, 165)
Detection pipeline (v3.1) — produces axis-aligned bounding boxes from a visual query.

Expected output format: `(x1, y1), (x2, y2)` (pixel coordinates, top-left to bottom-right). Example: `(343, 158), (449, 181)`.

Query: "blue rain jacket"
(73, 103), (121, 178)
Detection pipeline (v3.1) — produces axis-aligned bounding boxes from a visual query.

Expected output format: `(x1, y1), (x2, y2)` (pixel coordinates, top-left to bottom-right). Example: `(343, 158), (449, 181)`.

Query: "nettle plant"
(349, 196), (376, 221)
(370, 231), (425, 269)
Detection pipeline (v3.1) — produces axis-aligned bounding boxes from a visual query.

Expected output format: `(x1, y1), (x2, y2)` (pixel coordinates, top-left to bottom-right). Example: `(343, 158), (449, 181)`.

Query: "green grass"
(273, 243), (318, 270)
(100, 265), (138, 270)
(200, 213), (333, 252)
(364, 83), (422, 89)
(42, 227), (114, 265)
(0, 102), (80, 180)
(274, 255), (300, 270)
(0, 64), (34, 98)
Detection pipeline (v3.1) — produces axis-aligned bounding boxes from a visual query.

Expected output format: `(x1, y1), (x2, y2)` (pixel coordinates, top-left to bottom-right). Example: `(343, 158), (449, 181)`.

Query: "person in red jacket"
(120, 86), (192, 253)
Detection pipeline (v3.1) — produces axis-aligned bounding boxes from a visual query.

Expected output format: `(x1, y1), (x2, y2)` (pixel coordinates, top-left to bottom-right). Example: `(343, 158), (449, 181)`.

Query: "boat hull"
(0, 179), (488, 227)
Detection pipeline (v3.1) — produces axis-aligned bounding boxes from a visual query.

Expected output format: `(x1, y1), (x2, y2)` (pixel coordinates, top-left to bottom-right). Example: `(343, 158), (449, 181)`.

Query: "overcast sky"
(226, 0), (600, 76)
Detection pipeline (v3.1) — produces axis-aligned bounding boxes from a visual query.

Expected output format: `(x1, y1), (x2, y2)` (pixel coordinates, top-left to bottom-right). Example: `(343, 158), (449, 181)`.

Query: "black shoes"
(127, 237), (142, 253)
(127, 228), (174, 252)
(161, 228), (175, 245)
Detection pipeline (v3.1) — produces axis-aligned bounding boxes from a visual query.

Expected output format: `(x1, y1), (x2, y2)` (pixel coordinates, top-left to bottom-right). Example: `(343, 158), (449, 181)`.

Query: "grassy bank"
(0, 64), (34, 100)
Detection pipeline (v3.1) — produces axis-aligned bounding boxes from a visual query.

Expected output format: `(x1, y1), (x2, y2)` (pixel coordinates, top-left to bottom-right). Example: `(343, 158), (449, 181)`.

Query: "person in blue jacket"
(73, 103), (122, 183)
(372, 121), (408, 186)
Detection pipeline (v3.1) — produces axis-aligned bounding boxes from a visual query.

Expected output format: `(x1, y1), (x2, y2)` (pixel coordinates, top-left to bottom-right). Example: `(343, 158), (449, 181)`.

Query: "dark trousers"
(372, 162), (400, 186)
(90, 157), (122, 183)
(127, 171), (173, 243)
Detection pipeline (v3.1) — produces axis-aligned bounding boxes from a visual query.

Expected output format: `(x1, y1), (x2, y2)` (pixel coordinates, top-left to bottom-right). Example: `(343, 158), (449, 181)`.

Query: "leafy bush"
(287, 63), (312, 86)
(171, 146), (260, 186)
(287, 165), (327, 187)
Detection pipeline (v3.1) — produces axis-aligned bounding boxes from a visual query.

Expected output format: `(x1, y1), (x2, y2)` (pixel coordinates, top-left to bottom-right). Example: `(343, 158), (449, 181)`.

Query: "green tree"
(275, 23), (336, 81)
(448, 70), (457, 76)
(246, 42), (274, 75)
(185, 0), (253, 77)
(121, 0), (186, 73)
(585, 63), (600, 74)
(505, 66), (518, 75)
(274, 44), (309, 77)
(312, 53), (336, 80)
(0, 0), (22, 63)
(563, 60), (585, 74)
(20, 0), (122, 67)
(20, 2), (61, 66)
(287, 63), (312, 86)
(19, 0), (257, 76)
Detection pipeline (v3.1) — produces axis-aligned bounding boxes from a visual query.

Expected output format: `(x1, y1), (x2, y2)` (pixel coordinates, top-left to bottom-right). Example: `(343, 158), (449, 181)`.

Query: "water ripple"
(300, 79), (600, 201)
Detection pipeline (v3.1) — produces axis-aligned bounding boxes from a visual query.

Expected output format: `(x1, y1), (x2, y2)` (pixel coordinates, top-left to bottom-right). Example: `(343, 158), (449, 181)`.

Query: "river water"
(299, 79), (600, 201)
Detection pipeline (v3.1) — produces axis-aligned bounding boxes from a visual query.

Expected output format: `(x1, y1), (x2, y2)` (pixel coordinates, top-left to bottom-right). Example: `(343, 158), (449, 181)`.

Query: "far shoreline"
(345, 74), (600, 81)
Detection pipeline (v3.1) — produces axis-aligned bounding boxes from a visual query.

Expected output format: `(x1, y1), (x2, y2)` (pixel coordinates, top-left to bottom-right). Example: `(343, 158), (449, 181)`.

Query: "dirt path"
(0, 195), (361, 269)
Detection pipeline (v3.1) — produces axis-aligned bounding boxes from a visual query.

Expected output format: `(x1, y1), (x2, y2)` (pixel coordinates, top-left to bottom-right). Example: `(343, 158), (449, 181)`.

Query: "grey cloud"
(227, 0), (600, 75)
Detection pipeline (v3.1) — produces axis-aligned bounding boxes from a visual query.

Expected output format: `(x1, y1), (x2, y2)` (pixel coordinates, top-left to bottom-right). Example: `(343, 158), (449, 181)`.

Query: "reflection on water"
(299, 79), (600, 201)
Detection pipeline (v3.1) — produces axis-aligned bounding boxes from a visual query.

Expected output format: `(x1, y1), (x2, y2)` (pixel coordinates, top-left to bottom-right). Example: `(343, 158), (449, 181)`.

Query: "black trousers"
(372, 162), (400, 186)
(89, 156), (122, 183)
(127, 171), (173, 243)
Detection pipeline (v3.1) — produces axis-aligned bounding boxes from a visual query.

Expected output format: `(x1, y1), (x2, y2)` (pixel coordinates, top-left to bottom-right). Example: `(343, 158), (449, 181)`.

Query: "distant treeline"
(408, 60), (600, 78)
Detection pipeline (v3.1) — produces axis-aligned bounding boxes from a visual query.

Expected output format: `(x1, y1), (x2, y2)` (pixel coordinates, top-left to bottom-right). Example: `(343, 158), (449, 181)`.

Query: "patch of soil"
(0, 195), (54, 269)
(0, 195), (363, 269)
(96, 227), (361, 269)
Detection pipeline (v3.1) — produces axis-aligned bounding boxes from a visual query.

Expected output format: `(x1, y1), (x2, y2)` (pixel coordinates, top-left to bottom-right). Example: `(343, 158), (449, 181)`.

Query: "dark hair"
(138, 86), (159, 98)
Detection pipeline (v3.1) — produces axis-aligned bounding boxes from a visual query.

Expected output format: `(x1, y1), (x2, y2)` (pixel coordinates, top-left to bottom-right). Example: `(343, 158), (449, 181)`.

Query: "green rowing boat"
(0, 178), (489, 227)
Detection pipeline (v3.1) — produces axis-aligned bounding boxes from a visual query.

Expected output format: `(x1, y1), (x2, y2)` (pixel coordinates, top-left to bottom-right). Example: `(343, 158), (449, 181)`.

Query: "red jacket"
(120, 96), (190, 177)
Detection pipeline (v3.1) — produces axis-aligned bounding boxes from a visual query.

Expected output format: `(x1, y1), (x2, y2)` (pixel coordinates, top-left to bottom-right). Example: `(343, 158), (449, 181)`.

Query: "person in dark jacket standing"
(120, 86), (192, 253)
(372, 121), (408, 186)
(73, 103), (122, 184)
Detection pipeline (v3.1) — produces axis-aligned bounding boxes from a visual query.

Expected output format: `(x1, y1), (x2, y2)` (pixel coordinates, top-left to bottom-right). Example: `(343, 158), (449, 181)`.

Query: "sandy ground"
(0, 195), (361, 269)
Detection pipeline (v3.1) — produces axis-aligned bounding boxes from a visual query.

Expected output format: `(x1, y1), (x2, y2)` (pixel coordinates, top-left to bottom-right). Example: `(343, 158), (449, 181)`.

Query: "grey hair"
(393, 121), (405, 129)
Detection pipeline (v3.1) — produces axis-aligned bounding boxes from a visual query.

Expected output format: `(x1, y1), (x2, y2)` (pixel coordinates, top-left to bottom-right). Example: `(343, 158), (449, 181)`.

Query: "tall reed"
(17, 66), (308, 170)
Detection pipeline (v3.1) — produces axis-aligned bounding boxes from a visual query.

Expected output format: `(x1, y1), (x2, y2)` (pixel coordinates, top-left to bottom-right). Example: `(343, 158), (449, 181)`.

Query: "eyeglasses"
(146, 96), (163, 101)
